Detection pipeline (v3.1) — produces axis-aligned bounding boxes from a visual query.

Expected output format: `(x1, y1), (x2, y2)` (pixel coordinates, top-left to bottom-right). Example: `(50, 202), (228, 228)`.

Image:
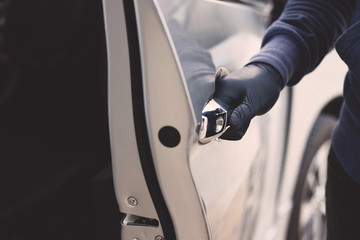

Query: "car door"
(103, 0), (289, 239)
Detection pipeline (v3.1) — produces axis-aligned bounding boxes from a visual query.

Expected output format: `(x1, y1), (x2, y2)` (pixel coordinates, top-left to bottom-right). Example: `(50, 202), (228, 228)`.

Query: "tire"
(288, 114), (337, 240)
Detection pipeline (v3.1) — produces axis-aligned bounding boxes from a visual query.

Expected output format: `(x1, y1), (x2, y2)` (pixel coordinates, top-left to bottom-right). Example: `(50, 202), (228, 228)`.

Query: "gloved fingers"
(213, 66), (233, 101)
(219, 102), (253, 140)
(220, 121), (250, 140)
(229, 102), (254, 131)
(220, 130), (244, 140)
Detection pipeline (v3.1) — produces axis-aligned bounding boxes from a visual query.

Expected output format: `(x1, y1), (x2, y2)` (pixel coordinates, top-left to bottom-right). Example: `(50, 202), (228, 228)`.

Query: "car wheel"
(288, 114), (337, 240)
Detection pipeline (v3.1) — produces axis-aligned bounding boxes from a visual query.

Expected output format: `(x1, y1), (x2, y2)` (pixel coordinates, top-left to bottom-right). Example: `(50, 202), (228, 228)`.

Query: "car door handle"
(198, 66), (230, 143)
(198, 99), (230, 143)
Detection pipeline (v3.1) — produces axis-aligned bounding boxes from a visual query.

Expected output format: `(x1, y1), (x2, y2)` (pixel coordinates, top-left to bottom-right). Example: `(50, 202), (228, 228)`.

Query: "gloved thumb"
(219, 102), (254, 140)
(229, 102), (254, 131)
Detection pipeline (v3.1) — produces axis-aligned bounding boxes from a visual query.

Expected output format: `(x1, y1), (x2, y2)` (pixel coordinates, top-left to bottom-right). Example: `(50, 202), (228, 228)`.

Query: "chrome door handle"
(198, 66), (230, 143)
(198, 99), (229, 143)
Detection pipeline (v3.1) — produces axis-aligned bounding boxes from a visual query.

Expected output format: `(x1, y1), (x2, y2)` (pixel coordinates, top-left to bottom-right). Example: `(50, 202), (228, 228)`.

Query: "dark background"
(0, 0), (122, 239)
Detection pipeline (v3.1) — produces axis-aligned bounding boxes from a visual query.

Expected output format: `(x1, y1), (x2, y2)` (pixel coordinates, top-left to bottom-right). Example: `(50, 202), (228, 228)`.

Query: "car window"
(158, 0), (269, 121)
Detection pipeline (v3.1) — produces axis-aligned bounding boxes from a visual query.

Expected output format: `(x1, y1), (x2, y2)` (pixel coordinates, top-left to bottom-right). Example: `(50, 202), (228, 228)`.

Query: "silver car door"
(103, 0), (289, 239)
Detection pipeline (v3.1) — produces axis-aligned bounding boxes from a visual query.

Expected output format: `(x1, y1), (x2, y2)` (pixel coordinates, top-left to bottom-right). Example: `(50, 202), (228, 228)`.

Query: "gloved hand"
(213, 63), (283, 140)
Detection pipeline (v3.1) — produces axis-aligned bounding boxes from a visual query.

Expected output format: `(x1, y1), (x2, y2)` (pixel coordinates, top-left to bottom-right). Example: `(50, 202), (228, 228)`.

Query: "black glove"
(213, 63), (283, 140)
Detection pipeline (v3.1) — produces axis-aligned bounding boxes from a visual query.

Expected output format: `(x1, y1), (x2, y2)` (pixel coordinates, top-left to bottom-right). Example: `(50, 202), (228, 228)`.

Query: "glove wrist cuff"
(246, 62), (284, 90)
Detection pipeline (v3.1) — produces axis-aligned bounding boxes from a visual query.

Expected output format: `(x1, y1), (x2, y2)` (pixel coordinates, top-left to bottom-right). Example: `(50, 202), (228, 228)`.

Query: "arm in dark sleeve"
(249, 0), (356, 87)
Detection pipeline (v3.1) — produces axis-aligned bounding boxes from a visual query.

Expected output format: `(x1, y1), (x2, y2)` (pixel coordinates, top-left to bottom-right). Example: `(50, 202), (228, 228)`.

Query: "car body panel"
(103, 0), (164, 238)
(271, 50), (346, 240)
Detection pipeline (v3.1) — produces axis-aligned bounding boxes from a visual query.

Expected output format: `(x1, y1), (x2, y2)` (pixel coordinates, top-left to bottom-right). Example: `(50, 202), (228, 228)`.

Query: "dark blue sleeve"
(249, 0), (356, 87)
